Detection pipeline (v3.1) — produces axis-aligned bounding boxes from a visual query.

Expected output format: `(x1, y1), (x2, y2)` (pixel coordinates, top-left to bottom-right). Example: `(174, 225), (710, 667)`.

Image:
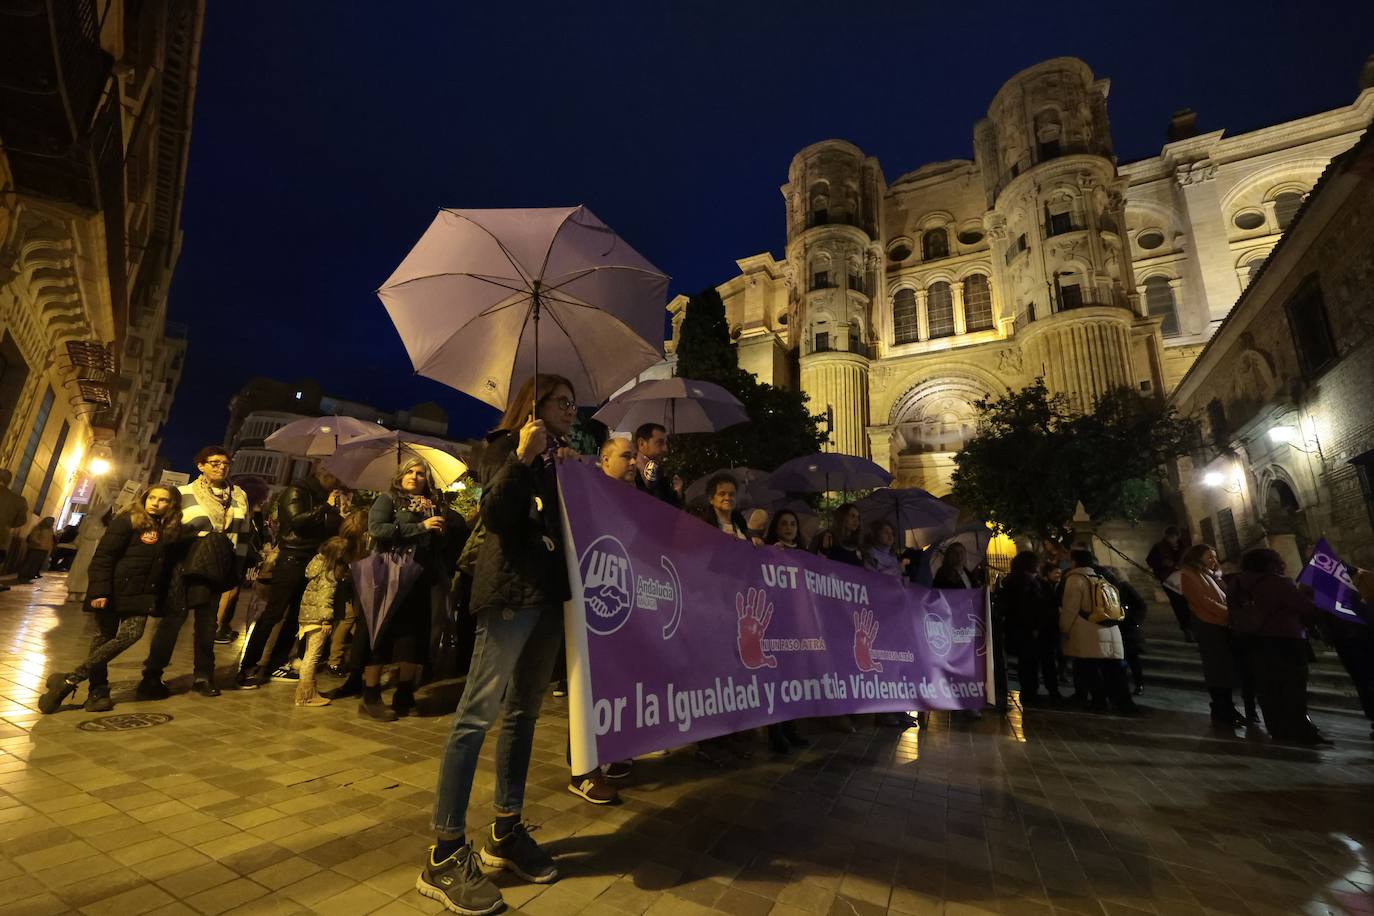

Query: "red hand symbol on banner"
(736, 587), (777, 669)
(853, 609), (883, 672)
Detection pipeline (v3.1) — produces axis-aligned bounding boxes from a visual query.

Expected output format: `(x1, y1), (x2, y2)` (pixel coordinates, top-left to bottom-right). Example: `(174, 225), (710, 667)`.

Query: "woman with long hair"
(420, 374), (579, 915)
(822, 503), (864, 566)
(39, 486), (183, 714)
(1180, 543), (1256, 727)
(864, 519), (902, 577)
(326, 508), (371, 677)
(361, 458), (450, 720)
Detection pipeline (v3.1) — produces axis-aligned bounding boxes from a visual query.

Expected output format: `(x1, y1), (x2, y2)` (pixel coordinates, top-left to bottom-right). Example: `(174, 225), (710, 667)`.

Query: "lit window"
(1144, 277), (1179, 337)
(893, 289), (918, 344)
(963, 275), (993, 331)
(295, 390), (302, 400)
(927, 282), (954, 338)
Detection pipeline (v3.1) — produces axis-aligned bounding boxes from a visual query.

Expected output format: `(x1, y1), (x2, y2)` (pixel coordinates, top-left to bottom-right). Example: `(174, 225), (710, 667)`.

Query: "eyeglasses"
(546, 396), (576, 411)
(203, 460), (230, 468)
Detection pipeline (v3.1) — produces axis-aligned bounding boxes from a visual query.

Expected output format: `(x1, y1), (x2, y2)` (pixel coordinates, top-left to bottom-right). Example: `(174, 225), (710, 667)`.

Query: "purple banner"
(557, 460), (992, 772)
(1297, 538), (1367, 625)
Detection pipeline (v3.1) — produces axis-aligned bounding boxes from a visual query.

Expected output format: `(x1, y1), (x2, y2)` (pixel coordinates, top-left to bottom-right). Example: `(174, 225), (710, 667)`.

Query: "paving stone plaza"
(2, 574), (1372, 916)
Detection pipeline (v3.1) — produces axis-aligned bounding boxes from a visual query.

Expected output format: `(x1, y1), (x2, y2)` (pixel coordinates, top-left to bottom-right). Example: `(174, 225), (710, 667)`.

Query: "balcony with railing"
(988, 140), (1115, 201)
(805, 337), (875, 360)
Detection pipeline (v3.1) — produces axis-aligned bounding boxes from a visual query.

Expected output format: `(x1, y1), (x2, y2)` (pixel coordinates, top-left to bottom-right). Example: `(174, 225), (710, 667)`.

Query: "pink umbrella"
(592, 377), (747, 435)
(378, 206), (670, 410)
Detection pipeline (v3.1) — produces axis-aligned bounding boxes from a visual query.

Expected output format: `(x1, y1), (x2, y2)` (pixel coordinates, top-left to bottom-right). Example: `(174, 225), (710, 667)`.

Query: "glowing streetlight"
(88, 457), (112, 477)
(1202, 471), (1225, 487)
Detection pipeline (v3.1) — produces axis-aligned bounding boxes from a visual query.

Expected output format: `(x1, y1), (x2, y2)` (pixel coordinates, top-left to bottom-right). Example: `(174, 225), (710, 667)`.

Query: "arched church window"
(964, 275), (994, 332)
(922, 229), (949, 261)
(927, 282), (955, 339)
(1144, 276), (1179, 338)
(892, 289), (918, 344)
(1273, 192), (1303, 231)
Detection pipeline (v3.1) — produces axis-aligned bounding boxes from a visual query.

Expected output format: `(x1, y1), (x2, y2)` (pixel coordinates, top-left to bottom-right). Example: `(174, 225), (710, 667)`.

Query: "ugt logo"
(579, 536), (633, 635)
(924, 613), (952, 658)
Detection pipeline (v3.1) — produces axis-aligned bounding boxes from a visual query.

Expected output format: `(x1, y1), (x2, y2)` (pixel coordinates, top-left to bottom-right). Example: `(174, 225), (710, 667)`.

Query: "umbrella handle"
(531, 283), (541, 419)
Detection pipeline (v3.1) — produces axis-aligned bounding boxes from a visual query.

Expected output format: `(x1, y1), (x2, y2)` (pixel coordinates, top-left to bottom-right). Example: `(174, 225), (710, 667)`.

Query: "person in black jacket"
(39, 486), (184, 714)
(236, 465), (342, 688)
(420, 374), (576, 916)
(1096, 564), (1148, 695)
(998, 551), (1062, 706)
(633, 422), (683, 507)
(359, 458), (451, 721)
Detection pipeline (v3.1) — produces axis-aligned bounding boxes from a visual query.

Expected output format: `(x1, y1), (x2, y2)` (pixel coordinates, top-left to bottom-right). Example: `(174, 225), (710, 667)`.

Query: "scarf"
(193, 474), (233, 532)
(400, 494), (435, 517)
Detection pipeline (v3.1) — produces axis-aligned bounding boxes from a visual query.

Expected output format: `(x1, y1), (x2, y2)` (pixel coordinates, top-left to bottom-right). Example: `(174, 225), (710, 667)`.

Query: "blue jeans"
(431, 603), (564, 835)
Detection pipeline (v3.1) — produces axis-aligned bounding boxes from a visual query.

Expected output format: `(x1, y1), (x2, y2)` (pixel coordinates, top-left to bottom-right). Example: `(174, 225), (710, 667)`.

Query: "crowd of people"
(12, 371), (1374, 916)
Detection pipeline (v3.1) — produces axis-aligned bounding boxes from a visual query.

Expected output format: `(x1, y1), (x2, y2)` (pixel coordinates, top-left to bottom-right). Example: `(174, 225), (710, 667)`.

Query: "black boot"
(85, 685), (114, 712)
(1209, 688), (1240, 727)
(391, 682), (417, 718)
(359, 685), (398, 722)
(39, 673), (78, 714)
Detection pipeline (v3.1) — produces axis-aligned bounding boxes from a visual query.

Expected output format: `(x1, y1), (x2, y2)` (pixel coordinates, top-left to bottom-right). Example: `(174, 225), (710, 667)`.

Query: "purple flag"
(1296, 538), (1367, 626)
(557, 459), (992, 773)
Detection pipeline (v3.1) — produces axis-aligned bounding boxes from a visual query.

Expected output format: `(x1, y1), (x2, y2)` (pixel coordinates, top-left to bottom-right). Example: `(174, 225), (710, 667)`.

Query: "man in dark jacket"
(235, 465), (342, 688)
(1147, 526), (1193, 640)
(633, 423), (683, 507)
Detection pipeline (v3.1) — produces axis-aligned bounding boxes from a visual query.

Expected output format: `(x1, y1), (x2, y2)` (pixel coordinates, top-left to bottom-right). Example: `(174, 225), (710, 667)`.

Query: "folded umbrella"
(593, 378), (747, 435)
(265, 415), (391, 457)
(352, 549), (425, 646)
(323, 431), (469, 491)
(378, 206), (670, 410)
(769, 452), (893, 494)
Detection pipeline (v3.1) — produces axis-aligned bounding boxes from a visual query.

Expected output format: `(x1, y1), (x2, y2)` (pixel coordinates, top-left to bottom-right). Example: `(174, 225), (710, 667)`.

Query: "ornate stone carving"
(1174, 161), (1217, 187)
(997, 348), (1024, 374)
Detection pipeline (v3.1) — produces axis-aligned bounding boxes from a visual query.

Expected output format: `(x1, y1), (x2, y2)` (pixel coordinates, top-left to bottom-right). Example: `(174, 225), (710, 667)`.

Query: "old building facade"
(0, 1), (202, 525)
(660, 56), (1374, 496)
(1170, 128), (1374, 571)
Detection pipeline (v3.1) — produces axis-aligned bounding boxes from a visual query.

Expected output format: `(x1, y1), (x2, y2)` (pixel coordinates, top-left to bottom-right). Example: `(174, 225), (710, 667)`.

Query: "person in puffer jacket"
(294, 536), (351, 707)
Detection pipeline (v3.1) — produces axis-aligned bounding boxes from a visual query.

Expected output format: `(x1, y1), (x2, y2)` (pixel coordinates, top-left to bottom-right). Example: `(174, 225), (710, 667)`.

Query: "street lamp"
(88, 457), (112, 477)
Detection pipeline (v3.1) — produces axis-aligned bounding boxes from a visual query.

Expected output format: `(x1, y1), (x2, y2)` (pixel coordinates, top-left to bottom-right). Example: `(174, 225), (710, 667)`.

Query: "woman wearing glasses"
(419, 374), (578, 916)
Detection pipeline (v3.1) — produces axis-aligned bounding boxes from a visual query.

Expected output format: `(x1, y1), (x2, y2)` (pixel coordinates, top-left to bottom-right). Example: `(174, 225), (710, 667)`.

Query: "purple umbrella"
(593, 378), (747, 435)
(265, 415), (390, 457)
(769, 452), (893, 494)
(378, 206), (670, 410)
(856, 487), (960, 536)
(352, 550), (425, 646)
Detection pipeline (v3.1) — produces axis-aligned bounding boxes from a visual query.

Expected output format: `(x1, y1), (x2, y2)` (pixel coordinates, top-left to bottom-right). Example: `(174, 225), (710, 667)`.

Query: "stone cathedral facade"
(657, 56), (1374, 495)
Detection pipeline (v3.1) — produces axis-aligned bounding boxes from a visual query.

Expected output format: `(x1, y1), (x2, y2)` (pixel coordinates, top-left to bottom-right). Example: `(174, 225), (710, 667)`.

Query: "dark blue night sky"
(163, 0), (1374, 468)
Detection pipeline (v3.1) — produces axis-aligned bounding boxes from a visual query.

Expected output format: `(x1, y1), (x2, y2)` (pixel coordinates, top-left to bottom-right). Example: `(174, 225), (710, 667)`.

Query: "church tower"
(974, 58), (1140, 409)
(781, 141), (884, 456)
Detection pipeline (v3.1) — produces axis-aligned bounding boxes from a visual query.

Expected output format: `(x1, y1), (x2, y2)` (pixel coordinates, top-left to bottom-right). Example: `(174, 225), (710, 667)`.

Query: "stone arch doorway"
(1262, 473), (1310, 571)
(887, 377), (993, 495)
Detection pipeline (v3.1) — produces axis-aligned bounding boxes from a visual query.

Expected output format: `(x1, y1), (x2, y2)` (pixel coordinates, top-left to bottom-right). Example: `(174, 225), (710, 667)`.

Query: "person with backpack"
(1095, 565), (1148, 695)
(1059, 549), (1139, 715)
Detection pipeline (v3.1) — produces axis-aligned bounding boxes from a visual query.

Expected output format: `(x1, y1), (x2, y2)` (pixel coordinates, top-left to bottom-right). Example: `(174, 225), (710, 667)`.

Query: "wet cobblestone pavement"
(2, 573), (1372, 915)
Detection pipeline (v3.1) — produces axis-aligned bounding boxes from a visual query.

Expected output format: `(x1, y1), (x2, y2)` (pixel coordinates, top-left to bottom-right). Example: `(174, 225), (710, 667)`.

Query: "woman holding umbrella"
(420, 374), (576, 912)
(362, 457), (450, 721)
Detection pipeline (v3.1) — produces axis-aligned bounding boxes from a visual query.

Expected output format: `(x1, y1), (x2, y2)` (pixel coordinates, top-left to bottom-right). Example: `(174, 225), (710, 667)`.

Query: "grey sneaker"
(415, 845), (503, 915)
(479, 823), (558, 883)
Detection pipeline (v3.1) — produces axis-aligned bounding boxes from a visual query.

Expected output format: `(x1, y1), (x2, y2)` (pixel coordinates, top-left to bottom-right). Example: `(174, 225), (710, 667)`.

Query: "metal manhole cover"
(78, 713), (174, 732)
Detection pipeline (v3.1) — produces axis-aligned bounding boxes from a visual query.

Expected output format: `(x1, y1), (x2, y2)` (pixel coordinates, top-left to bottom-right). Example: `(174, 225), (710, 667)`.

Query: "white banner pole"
(558, 475), (598, 777)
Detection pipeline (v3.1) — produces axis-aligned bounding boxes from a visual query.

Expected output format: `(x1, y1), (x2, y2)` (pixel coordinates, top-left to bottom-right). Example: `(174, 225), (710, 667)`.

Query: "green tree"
(950, 379), (1197, 542)
(668, 287), (827, 486)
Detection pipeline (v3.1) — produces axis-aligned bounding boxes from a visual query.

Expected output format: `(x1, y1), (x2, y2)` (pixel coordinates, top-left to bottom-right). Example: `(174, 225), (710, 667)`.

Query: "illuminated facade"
(662, 56), (1374, 496)
(0, 1), (202, 525)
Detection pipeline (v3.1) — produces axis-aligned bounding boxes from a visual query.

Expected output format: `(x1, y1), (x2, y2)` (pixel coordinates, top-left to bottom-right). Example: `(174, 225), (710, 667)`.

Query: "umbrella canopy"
(378, 206), (670, 410)
(769, 452), (893, 494)
(265, 415), (390, 458)
(856, 487), (961, 536)
(685, 467), (783, 510)
(352, 551), (425, 646)
(322, 432), (469, 491)
(593, 378), (747, 435)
